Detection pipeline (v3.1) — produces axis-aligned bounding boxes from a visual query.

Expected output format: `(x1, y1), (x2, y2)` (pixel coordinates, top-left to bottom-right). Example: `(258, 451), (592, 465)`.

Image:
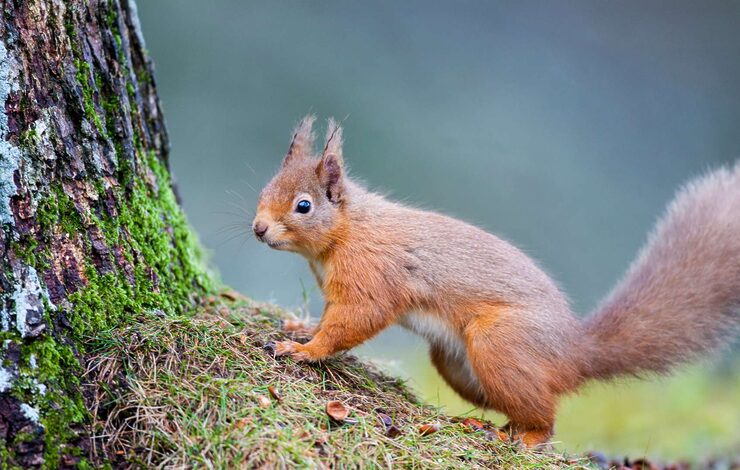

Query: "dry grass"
(82, 294), (588, 469)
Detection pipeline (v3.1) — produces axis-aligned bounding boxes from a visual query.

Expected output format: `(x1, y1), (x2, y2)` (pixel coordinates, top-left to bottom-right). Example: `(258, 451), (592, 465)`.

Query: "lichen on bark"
(0, 1), (213, 467)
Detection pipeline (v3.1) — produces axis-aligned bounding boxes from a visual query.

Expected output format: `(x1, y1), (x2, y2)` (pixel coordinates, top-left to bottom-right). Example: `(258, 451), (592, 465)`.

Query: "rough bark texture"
(0, 1), (212, 467)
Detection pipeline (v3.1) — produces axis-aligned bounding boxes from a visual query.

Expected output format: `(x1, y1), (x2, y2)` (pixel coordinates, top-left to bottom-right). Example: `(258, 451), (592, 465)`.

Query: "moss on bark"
(0, 1), (214, 467)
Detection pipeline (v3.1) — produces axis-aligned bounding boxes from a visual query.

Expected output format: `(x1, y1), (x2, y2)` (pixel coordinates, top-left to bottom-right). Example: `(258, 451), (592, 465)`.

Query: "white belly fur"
(399, 312), (464, 356)
(398, 312), (478, 388)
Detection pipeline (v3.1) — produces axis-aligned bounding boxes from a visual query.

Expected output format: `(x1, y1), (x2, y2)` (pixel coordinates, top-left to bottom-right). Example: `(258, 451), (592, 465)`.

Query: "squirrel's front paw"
(273, 340), (315, 362)
(273, 339), (299, 356)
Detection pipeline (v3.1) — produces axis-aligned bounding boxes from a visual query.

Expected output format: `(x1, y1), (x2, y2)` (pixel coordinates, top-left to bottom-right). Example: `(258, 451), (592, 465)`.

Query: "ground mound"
(83, 293), (581, 468)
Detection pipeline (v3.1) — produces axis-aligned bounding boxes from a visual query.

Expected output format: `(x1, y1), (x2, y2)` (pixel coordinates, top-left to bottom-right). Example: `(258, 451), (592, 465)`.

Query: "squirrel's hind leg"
(463, 306), (557, 447)
(429, 344), (487, 407)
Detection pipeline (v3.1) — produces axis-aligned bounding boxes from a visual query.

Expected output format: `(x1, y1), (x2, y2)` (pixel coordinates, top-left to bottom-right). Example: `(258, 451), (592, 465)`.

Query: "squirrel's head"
(252, 116), (347, 256)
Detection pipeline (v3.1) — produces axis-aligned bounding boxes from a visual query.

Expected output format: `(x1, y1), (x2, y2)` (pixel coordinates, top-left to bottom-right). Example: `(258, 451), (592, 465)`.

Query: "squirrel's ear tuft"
(322, 117), (343, 160)
(283, 115), (316, 166)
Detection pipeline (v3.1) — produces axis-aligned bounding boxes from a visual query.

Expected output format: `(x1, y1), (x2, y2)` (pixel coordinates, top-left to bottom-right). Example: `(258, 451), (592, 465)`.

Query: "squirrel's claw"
(273, 339), (299, 356)
(289, 349), (313, 362)
(273, 339), (318, 362)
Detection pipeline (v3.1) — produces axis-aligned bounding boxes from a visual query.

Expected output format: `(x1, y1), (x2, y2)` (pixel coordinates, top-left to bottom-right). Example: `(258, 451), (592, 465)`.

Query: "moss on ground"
(84, 295), (587, 469)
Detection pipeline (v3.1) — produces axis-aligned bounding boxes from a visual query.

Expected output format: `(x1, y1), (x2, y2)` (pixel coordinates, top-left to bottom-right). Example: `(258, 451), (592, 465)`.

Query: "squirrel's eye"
(295, 199), (311, 214)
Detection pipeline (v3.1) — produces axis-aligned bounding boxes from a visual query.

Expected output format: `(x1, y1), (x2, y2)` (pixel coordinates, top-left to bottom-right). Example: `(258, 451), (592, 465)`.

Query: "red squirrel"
(252, 116), (740, 447)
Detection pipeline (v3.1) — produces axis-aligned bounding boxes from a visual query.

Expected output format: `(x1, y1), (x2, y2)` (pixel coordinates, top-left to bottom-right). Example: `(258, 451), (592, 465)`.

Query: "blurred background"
(137, 1), (740, 461)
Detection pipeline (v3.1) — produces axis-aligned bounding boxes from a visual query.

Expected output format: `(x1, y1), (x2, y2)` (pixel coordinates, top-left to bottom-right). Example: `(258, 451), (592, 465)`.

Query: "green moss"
(0, 443), (23, 470)
(9, 101), (213, 470)
(11, 431), (39, 447)
(105, 1), (117, 29)
(10, 234), (39, 267)
(42, 150), (212, 465)
(36, 185), (85, 236)
(135, 68), (152, 88)
(4, 333), (87, 469)
(16, 146), (213, 464)
(3, 3), (215, 467)
(74, 59), (106, 137)
(31, 148), (213, 339)
(6, 153), (210, 468)
(101, 89), (120, 140)
(18, 128), (39, 150)
(68, 271), (126, 337)
(126, 82), (136, 100)
(105, 0), (127, 71)
(76, 458), (94, 470)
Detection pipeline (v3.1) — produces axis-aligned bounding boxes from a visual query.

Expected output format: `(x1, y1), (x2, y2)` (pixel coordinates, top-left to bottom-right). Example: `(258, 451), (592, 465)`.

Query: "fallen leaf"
(220, 290), (246, 301)
(268, 386), (281, 402)
(630, 459), (659, 470)
(418, 423), (441, 436)
(325, 400), (349, 421)
(461, 417), (484, 431)
(256, 395), (271, 409)
(386, 425), (402, 438)
(61, 455), (81, 467)
(235, 418), (253, 430)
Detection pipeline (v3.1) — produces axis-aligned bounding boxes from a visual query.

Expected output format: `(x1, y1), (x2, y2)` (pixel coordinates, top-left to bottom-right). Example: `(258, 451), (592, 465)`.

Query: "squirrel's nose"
(253, 221), (269, 239)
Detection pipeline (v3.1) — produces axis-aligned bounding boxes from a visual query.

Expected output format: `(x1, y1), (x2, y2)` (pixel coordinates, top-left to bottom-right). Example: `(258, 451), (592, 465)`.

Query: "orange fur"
(254, 116), (740, 447)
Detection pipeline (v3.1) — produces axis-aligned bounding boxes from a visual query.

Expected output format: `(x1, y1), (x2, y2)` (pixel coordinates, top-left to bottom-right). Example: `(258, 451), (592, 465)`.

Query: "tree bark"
(0, 1), (211, 466)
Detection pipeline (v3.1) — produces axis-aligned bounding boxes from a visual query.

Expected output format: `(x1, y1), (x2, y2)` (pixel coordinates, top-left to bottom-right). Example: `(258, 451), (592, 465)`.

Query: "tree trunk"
(0, 0), (211, 466)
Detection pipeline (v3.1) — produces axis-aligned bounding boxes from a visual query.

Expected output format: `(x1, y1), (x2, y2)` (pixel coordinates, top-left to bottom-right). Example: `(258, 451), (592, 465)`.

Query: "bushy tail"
(583, 162), (740, 379)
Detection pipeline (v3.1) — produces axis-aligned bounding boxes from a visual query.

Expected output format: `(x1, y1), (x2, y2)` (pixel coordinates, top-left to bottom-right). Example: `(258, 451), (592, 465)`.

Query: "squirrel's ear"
(317, 118), (344, 203)
(283, 115), (316, 166)
(317, 153), (344, 203)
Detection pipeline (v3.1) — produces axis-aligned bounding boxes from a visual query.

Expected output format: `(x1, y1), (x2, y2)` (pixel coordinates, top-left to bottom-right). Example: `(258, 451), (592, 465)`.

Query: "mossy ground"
(83, 293), (587, 469)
